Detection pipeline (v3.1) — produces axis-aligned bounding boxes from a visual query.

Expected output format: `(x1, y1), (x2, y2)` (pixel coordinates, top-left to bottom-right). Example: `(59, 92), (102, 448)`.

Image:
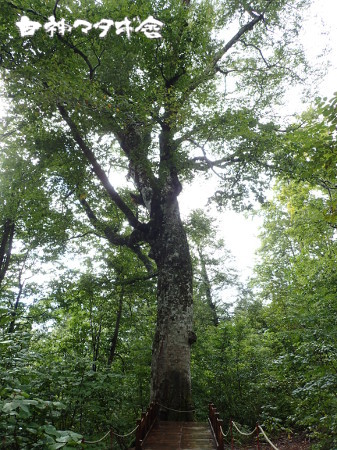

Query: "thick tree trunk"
(149, 196), (196, 421)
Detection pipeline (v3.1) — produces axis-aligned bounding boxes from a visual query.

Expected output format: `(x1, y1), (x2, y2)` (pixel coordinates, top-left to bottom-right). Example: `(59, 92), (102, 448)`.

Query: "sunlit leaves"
(252, 178), (337, 448)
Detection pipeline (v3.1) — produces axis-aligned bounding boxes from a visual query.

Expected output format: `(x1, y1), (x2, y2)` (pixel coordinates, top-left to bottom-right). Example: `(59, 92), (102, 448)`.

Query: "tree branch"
(185, 5), (269, 96)
(56, 35), (96, 80)
(66, 231), (96, 241)
(79, 197), (153, 273)
(79, 196), (127, 246)
(6, 1), (47, 20)
(117, 125), (159, 212)
(239, 39), (271, 68)
(117, 271), (158, 286)
(214, 12), (266, 63)
(53, 0), (61, 17)
(57, 104), (145, 232)
(188, 139), (242, 170)
(131, 243), (155, 274)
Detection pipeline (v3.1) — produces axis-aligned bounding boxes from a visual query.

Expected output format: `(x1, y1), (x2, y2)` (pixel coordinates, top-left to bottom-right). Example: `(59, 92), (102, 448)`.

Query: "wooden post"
(230, 419), (234, 450)
(135, 419), (142, 450)
(209, 404), (215, 436)
(135, 403), (160, 449)
(217, 419), (224, 450)
(208, 404), (226, 450)
(215, 414), (220, 449)
(256, 423), (260, 450)
(109, 429), (114, 449)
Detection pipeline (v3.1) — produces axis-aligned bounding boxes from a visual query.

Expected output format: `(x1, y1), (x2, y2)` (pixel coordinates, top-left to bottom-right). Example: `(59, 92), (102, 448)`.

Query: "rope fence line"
(81, 402), (280, 450)
(258, 424), (280, 450)
(81, 401), (197, 447)
(229, 421), (279, 450)
(209, 403), (280, 450)
(114, 424), (139, 438)
(82, 429), (112, 444)
(157, 402), (196, 413)
(231, 421), (279, 449)
(81, 411), (144, 446)
(232, 420), (256, 436)
(220, 424), (230, 438)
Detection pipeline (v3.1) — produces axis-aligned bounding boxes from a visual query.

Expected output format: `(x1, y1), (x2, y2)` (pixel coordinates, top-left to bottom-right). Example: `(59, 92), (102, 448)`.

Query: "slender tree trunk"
(8, 252), (28, 333)
(92, 322), (101, 372)
(0, 219), (15, 288)
(149, 196), (196, 421)
(8, 281), (23, 333)
(198, 247), (219, 326)
(107, 287), (123, 366)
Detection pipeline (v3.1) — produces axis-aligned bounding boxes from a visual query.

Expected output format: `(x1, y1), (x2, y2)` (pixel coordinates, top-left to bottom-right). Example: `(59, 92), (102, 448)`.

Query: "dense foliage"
(192, 95), (337, 449)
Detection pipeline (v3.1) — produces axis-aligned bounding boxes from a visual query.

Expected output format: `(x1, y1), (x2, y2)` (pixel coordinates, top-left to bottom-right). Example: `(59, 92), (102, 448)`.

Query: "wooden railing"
(135, 402), (159, 449)
(208, 403), (224, 450)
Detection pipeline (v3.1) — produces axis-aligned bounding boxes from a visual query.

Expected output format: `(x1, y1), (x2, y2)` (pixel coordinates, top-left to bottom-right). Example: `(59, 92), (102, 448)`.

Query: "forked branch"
(79, 197), (153, 273)
(57, 104), (145, 232)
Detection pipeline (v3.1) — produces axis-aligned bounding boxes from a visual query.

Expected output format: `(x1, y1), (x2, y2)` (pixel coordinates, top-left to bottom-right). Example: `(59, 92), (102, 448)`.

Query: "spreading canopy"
(1, 0), (312, 222)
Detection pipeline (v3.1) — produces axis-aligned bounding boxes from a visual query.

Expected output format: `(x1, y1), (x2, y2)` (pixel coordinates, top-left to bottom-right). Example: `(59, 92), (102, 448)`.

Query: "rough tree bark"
(149, 196), (195, 420)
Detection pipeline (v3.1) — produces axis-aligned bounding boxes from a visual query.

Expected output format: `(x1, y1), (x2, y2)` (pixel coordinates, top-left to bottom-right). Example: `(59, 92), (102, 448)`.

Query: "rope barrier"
(83, 429), (111, 444)
(81, 402), (280, 450)
(232, 420), (256, 436)
(157, 402), (196, 413)
(209, 403), (282, 450)
(258, 425), (280, 450)
(220, 424), (230, 438)
(114, 424), (139, 438)
(83, 424), (139, 445)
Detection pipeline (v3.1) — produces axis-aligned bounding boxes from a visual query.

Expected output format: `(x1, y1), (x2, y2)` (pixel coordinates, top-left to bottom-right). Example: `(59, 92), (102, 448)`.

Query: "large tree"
(0, 0), (313, 417)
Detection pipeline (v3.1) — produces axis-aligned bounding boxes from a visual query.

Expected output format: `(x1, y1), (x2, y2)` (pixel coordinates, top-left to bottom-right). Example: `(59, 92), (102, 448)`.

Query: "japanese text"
(16, 15), (164, 39)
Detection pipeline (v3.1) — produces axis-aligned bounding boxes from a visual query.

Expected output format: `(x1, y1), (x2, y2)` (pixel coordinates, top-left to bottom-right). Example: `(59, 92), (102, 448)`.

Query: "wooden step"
(142, 421), (216, 449)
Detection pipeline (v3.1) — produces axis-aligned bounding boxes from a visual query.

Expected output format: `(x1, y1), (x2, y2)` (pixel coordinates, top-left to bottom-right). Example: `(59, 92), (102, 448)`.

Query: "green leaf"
(44, 425), (59, 437)
(49, 443), (66, 450)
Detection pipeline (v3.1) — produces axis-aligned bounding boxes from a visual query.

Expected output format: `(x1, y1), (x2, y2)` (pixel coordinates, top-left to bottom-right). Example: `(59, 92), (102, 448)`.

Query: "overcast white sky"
(180, 0), (337, 281)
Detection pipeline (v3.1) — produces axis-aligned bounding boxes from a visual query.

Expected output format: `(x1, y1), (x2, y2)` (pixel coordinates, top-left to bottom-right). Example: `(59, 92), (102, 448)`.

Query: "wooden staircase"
(141, 421), (216, 449)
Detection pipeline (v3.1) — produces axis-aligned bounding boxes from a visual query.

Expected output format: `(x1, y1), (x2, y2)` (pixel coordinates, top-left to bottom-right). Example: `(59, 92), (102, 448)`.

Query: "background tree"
(252, 94), (337, 448)
(186, 209), (239, 326)
(190, 96), (337, 447)
(252, 179), (337, 448)
(0, 127), (75, 333)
